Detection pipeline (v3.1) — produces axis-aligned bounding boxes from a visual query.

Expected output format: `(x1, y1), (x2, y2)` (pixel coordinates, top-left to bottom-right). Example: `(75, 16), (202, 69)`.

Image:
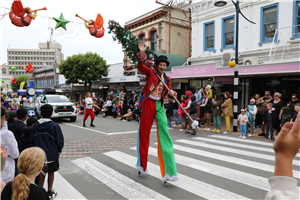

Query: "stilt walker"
(83, 92), (96, 127)
(135, 41), (178, 186)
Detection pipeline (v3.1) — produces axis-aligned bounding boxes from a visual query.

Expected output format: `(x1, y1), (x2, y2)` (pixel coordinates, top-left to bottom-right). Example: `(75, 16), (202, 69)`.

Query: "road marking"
(72, 157), (169, 200)
(209, 135), (275, 146)
(171, 144), (300, 175)
(176, 139), (300, 166)
(44, 172), (87, 200)
(62, 123), (156, 135)
(104, 151), (250, 199)
(193, 137), (275, 153)
(139, 147), (270, 191)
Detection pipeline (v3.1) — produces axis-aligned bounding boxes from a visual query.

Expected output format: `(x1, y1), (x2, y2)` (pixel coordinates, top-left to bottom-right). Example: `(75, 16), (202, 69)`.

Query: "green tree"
(11, 75), (31, 91)
(59, 52), (109, 92)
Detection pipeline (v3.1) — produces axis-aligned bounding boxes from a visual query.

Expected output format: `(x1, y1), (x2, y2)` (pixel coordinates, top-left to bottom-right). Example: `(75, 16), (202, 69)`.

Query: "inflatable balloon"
(20, 63), (34, 73)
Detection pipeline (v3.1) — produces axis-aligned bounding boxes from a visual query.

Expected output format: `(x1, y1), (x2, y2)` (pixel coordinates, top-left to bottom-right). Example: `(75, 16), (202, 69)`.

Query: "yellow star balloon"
(10, 65), (16, 72)
(53, 13), (70, 30)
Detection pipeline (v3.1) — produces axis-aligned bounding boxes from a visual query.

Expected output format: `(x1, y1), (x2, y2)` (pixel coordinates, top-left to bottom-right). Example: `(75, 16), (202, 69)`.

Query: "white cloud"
(0, 0), (161, 65)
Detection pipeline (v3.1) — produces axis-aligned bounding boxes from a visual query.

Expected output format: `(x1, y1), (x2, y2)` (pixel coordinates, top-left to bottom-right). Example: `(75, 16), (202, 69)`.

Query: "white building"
(165, 0), (300, 108)
(6, 41), (64, 77)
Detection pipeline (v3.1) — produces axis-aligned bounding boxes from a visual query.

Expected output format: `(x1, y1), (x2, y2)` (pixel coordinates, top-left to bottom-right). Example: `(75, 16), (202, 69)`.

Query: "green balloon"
(123, 36), (127, 39)
(108, 31), (111, 34)
(135, 62), (138, 66)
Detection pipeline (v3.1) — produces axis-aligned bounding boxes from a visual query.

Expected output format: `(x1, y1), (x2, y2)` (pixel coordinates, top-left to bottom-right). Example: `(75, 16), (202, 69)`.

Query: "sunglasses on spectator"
(292, 97), (297, 99)
(265, 94), (270, 96)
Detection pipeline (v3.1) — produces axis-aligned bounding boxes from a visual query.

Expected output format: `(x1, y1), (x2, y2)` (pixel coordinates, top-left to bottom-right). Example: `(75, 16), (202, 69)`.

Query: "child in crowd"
(184, 91), (193, 134)
(1, 147), (49, 200)
(117, 101), (121, 119)
(262, 103), (276, 140)
(178, 95), (187, 132)
(265, 112), (300, 199)
(189, 95), (198, 136)
(119, 102), (124, 120)
(30, 104), (64, 199)
(238, 109), (248, 139)
(19, 117), (37, 153)
(280, 107), (291, 128)
(133, 103), (139, 123)
(112, 104), (117, 118)
(290, 103), (300, 125)
(201, 85), (213, 107)
(12, 104), (18, 112)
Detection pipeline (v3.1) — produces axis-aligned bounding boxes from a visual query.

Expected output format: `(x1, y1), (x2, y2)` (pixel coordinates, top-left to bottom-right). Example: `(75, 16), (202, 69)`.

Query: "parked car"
(34, 95), (77, 122)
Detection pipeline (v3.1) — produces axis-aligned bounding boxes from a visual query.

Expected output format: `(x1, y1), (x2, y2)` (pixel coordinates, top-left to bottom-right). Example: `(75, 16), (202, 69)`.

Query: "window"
(12, 51), (14, 55)
(52, 52), (55, 55)
(21, 52), (23, 55)
(31, 52), (33, 55)
(221, 15), (235, 52)
(43, 57), (45, 60)
(292, 1), (300, 39)
(34, 52), (36, 55)
(25, 52), (27, 55)
(18, 52), (20, 55)
(151, 31), (157, 52)
(204, 21), (216, 52)
(139, 34), (145, 44)
(43, 52), (45, 55)
(2, 68), (6, 74)
(259, 3), (279, 46)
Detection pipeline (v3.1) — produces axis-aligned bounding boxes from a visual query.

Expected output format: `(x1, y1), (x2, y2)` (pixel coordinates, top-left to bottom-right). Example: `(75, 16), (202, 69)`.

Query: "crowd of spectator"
(73, 88), (299, 140)
(0, 103), (64, 199)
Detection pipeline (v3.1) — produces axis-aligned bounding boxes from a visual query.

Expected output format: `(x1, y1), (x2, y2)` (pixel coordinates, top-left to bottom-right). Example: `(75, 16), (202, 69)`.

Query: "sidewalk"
(172, 117), (267, 139)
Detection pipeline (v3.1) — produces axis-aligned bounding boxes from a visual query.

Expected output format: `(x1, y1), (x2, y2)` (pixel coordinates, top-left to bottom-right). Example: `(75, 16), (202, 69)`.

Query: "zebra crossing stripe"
(143, 146), (270, 191)
(104, 151), (250, 199)
(208, 135), (274, 146)
(72, 157), (170, 200)
(193, 137), (275, 153)
(176, 139), (300, 166)
(46, 172), (87, 200)
(171, 144), (300, 175)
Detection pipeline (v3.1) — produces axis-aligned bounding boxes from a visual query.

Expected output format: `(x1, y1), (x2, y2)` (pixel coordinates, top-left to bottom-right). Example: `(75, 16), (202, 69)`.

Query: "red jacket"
(137, 61), (172, 105)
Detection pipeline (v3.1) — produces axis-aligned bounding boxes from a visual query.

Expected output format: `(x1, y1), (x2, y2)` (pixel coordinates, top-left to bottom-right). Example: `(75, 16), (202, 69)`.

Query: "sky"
(0, 0), (163, 65)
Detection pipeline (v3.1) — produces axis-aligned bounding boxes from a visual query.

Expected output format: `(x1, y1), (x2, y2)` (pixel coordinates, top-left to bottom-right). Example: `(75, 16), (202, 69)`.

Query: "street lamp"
(215, 0), (255, 132)
(214, 0), (227, 7)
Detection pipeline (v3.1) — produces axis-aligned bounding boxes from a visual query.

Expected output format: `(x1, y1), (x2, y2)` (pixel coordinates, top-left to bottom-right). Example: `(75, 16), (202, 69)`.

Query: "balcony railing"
(269, 24), (300, 62)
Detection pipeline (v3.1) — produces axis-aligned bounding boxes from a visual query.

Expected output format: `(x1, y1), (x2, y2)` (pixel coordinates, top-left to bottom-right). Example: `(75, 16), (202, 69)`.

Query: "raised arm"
(136, 41), (151, 76)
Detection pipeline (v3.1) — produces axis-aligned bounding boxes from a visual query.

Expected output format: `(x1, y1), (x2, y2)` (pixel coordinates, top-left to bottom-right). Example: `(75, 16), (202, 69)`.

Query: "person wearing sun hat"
(134, 41), (178, 184)
(238, 109), (249, 139)
(246, 99), (257, 137)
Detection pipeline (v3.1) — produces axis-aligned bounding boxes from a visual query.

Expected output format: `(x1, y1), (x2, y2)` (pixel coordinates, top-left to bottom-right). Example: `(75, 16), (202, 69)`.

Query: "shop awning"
(153, 52), (186, 72)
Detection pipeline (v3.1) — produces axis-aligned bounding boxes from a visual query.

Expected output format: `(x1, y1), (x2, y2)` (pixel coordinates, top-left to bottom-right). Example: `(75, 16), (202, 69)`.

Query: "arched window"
(140, 34), (145, 45)
(151, 31), (157, 52)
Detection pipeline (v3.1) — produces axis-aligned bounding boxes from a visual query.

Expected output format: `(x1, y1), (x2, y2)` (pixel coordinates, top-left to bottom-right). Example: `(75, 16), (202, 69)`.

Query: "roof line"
(125, 6), (164, 24)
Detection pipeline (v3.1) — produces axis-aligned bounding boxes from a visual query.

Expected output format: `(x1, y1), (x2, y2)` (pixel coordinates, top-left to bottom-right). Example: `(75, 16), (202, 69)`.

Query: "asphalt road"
(43, 114), (300, 200)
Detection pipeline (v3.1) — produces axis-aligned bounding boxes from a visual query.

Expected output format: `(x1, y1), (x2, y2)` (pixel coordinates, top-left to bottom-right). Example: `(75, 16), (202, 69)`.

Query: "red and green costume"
(135, 53), (178, 182)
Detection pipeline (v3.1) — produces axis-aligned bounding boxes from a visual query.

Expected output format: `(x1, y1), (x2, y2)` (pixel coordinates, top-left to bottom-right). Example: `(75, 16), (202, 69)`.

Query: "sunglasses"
(292, 97), (297, 99)
(265, 94), (270, 96)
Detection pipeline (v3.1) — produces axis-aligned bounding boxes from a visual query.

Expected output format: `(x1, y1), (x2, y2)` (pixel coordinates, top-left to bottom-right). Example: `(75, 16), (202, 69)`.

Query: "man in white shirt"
(83, 92), (96, 127)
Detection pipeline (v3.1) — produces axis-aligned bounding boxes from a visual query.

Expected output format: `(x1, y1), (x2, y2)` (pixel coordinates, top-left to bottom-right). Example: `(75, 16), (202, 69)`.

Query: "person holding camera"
(256, 91), (273, 137)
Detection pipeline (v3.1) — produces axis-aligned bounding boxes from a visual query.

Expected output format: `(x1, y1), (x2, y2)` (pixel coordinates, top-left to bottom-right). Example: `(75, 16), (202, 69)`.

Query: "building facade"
(165, 0), (300, 109)
(33, 61), (61, 93)
(7, 41), (64, 77)
(123, 6), (190, 72)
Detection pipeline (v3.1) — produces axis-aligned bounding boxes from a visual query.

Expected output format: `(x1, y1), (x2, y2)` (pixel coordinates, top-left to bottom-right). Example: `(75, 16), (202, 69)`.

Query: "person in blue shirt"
(2, 97), (11, 110)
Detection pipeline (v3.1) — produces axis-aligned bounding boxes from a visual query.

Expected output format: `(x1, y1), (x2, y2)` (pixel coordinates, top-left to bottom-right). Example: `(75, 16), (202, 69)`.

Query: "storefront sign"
(166, 63), (299, 78)
(214, 77), (234, 82)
